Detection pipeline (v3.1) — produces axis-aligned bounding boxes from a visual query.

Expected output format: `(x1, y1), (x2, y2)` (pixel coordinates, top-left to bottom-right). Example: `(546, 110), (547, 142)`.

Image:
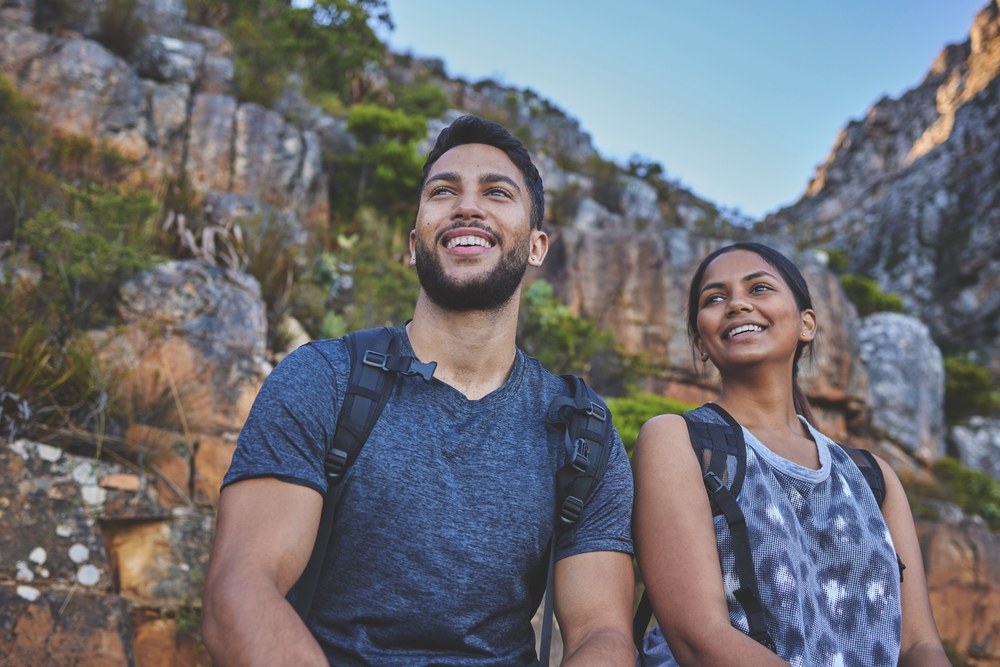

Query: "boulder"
(184, 92), (237, 192)
(117, 260), (267, 412)
(0, 585), (133, 666)
(131, 35), (203, 84)
(917, 511), (1000, 664)
(950, 416), (1000, 481)
(232, 103), (308, 206)
(0, 27), (52, 80)
(856, 312), (945, 462)
(18, 38), (150, 160)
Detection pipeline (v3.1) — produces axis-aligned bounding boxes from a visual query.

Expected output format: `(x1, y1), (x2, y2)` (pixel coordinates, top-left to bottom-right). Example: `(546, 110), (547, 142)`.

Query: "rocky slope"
(766, 0), (1000, 377)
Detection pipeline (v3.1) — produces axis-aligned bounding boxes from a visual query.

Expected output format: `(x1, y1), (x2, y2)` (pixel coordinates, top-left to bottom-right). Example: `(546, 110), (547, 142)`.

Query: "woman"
(633, 243), (949, 666)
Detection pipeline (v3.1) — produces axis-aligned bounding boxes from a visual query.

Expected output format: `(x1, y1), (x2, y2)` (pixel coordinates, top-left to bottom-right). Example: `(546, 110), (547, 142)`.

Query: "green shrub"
(944, 356), (995, 423)
(932, 457), (1000, 531)
(22, 185), (159, 331)
(517, 280), (639, 396)
(839, 274), (904, 316)
(605, 393), (696, 458)
(824, 248), (849, 273)
(396, 84), (450, 119)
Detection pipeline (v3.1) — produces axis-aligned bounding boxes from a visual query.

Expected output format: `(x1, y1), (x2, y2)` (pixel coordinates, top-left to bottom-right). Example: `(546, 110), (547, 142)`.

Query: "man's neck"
(406, 290), (521, 401)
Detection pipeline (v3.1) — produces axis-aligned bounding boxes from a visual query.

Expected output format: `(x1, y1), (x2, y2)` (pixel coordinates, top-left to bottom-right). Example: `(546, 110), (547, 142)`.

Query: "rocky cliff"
(766, 0), (1000, 378)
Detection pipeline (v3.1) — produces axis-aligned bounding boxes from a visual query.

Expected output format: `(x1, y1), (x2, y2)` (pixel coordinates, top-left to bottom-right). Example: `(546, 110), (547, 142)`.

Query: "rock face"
(531, 231), (868, 440)
(0, 13), (327, 224)
(918, 510), (1000, 664)
(951, 417), (1000, 480)
(856, 312), (945, 462)
(767, 0), (1000, 377)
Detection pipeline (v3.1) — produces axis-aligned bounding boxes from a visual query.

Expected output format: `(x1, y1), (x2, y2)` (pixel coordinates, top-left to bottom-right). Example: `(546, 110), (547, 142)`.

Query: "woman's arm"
(874, 455), (950, 667)
(633, 414), (788, 667)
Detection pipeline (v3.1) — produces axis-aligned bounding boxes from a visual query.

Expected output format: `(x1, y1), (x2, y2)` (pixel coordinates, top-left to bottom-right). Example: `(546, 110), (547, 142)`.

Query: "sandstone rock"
(0, 438), (168, 592)
(197, 53), (233, 94)
(133, 0), (187, 37)
(102, 510), (213, 605)
(917, 514), (1000, 663)
(18, 37), (149, 159)
(0, 585), (132, 666)
(856, 312), (945, 461)
(184, 92), (236, 192)
(0, 27), (52, 79)
(767, 1), (1000, 378)
(621, 176), (662, 227)
(950, 416), (1000, 481)
(132, 35), (202, 84)
(131, 610), (212, 667)
(146, 80), (189, 181)
(178, 24), (231, 57)
(192, 435), (236, 506)
(313, 113), (358, 156)
(232, 103), (306, 206)
(571, 197), (623, 232)
(118, 260), (267, 410)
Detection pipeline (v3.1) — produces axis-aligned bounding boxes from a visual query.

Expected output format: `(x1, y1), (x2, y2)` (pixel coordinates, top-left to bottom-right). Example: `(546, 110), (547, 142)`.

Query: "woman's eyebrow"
(742, 270), (778, 282)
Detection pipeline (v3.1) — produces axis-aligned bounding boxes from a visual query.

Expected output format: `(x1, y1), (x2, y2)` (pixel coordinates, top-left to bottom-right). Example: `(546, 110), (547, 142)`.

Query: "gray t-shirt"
(223, 327), (634, 666)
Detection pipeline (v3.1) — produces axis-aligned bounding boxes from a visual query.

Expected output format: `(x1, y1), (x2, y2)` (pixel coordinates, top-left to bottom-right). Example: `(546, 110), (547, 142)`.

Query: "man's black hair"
(418, 115), (545, 231)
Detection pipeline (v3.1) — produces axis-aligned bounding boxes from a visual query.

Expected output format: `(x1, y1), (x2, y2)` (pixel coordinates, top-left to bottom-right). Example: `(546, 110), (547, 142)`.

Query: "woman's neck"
(712, 362), (807, 438)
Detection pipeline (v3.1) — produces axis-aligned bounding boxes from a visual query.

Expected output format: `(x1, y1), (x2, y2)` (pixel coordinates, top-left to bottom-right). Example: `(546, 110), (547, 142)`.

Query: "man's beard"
(414, 232), (529, 313)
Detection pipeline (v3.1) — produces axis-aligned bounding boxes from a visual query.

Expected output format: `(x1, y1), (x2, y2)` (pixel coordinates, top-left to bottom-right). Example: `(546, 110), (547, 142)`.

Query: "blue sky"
(383, 0), (987, 218)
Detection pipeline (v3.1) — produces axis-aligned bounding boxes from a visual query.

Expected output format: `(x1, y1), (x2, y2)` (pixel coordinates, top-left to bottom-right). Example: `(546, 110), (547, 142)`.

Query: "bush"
(839, 274), (904, 317)
(824, 248), (849, 273)
(605, 393), (696, 458)
(932, 457), (1000, 531)
(396, 84), (450, 119)
(944, 356), (996, 423)
(22, 185), (160, 331)
(517, 280), (639, 396)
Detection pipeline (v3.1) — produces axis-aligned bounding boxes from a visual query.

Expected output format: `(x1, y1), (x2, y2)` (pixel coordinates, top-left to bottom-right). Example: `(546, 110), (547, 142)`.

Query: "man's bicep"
(209, 477), (324, 595)
(553, 550), (634, 655)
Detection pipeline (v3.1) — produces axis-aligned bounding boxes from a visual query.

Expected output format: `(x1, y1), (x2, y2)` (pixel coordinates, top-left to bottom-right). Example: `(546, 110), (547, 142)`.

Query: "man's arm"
(202, 477), (328, 667)
(553, 550), (635, 666)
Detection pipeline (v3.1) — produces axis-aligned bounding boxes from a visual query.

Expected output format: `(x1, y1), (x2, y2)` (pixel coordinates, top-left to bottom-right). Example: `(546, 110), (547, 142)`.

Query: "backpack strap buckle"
(324, 447), (348, 480)
(559, 495), (585, 526)
(586, 401), (606, 422)
(570, 439), (590, 472)
(362, 350), (436, 382)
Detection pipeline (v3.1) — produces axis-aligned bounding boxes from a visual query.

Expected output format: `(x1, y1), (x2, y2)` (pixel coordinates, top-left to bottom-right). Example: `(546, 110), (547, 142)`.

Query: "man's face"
(410, 143), (546, 312)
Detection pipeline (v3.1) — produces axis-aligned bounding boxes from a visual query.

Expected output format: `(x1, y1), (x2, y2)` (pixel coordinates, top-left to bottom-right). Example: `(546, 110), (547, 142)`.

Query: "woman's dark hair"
(686, 242), (816, 423)
(418, 115), (545, 230)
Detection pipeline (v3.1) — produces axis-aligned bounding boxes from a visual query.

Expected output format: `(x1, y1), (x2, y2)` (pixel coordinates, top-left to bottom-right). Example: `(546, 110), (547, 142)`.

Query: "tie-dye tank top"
(640, 406), (902, 667)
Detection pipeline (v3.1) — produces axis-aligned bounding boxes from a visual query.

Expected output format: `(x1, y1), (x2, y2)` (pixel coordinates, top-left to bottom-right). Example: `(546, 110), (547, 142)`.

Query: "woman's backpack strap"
(836, 444), (886, 509)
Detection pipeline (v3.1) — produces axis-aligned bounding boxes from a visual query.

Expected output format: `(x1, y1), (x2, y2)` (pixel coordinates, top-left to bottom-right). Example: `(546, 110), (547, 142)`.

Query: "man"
(201, 115), (635, 666)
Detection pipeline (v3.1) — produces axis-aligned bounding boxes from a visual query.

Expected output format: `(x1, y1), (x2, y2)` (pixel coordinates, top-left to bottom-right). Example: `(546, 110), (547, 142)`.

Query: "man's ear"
(528, 229), (548, 267)
(800, 308), (818, 342)
(409, 230), (417, 267)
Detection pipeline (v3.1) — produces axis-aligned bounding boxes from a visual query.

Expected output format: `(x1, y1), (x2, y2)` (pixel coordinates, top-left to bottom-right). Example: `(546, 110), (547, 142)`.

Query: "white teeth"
(728, 324), (763, 338)
(446, 235), (492, 249)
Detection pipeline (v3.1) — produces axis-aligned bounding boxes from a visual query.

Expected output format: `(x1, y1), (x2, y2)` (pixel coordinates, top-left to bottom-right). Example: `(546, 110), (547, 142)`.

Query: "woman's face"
(694, 249), (816, 373)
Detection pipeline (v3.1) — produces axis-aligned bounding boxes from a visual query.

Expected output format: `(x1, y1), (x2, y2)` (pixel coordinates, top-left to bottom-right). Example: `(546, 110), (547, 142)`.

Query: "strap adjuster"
(570, 439), (590, 472)
(362, 350), (436, 382)
(559, 495), (584, 526)
(586, 402), (606, 422)
(703, 471), (725, 496)
(362, 350), (391, 371)
(325, 448), (348, 479)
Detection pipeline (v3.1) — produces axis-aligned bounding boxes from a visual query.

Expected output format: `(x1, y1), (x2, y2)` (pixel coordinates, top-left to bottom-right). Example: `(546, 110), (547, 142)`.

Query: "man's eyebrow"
(424, 172), (461, 188)
(699, 270), (779, 294)
(479, 173), (521, 193)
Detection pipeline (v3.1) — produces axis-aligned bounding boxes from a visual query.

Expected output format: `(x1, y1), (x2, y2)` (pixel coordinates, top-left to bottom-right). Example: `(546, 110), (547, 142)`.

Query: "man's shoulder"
(517, 350), (573, 400)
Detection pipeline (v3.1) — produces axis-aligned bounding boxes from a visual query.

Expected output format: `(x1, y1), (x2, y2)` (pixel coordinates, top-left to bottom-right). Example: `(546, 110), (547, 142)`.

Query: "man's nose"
(452, 190), (484, 220)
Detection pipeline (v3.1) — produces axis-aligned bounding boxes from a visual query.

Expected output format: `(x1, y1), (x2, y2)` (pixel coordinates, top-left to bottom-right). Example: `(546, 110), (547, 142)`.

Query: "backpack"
(632, 402), (894, 661)
(291, 326), (614, 667)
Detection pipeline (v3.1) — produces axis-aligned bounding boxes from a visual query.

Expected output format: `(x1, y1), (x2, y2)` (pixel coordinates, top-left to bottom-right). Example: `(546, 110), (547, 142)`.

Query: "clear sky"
(383, 0), (988, 219)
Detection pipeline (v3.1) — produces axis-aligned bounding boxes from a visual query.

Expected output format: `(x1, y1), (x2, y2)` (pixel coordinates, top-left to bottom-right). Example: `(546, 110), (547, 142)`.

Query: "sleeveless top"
(640, 406), (902, 667)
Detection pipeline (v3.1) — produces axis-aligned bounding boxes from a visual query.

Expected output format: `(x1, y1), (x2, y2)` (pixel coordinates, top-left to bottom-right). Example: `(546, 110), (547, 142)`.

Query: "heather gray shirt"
(224, 327), (634, 667)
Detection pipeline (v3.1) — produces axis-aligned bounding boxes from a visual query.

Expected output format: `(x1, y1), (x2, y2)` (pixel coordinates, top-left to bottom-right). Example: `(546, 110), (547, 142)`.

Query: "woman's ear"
(800, 308), (818, 342)
(693, 335), (709, 362)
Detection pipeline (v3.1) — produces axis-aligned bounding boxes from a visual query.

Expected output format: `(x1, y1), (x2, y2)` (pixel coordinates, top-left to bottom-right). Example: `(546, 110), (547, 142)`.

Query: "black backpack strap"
(539, 375), (613, 667)
(837, 444), (886, 509)
(632, 407), (776, 656)
(293, 327), (436, 621)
